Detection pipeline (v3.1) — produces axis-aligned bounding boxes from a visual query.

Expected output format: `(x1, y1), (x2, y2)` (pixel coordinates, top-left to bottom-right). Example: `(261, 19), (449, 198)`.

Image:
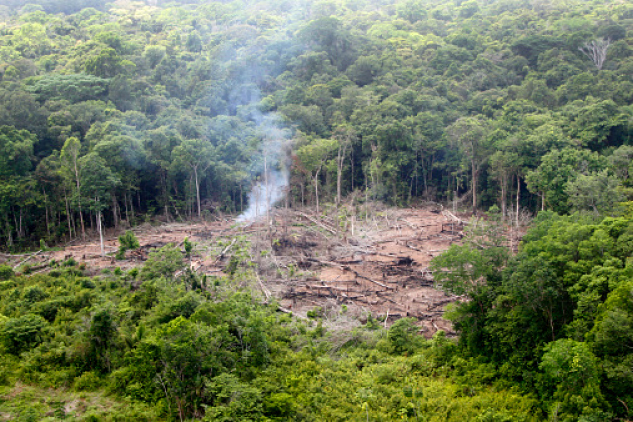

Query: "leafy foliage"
(432, 213), (633, 421)
(0, 0), (631, 249)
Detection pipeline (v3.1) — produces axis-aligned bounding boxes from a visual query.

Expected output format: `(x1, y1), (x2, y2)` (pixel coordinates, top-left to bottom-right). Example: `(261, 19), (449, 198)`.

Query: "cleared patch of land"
(1, 203), (469, 337)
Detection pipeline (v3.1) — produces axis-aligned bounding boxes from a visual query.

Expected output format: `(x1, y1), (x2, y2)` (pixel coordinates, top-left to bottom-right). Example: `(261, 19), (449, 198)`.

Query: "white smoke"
(236, 111), (293, 222)
(237, 167), (288, 222)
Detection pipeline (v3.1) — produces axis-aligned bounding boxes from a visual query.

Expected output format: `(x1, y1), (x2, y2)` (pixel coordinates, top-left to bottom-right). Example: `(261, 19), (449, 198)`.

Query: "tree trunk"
(160, 170), (171, 221)
(350, 151), (354, 191)
(124, 192), (129, 224)
(74, 162), (86, 240)
(117, 195), (122, 227)
(13, 212), (19, 240)
(392, 175), (398, 205)
(5, 220), (12, 248)
(471, 159), (477, 213)
(112, 193), (118, 229)
(336, 158), (343, 207)
(97, 207), (105, 257)
(336, 143), (349, 207)
(314, 167), (321, 214)
(19, 208), (24, 239)
(194, 167), (201, 219)
(131, 192), (136, 223)
(500, 175), (507, 221)
(43, 188), (50, 236)
(64, 189), (74, 240)
(516, 175), (520, 228)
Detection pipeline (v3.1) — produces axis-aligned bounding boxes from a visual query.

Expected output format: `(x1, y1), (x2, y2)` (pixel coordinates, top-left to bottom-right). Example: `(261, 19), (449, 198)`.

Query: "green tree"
(388, 318), (422, 355)
(78, 152), (119, 256)
(0, 314), (48, 355)
(140, 243), (185, 282)
(84, 47), (122, 78)
(447, 117), (490, 212)
(60, 137), (86, 240)
(587, 281), (633, 417)
(566, 170), (625, 214)
(489, 150), (521, 221)
(116, 230), (140, 260)
(86, 306), (118, 373)
(295, 138), (337, 213)
(0, 126), (36, 247)
(526, 148), (607, 214)
(540, 339), (606, 420)
(171, 139), (215, 219)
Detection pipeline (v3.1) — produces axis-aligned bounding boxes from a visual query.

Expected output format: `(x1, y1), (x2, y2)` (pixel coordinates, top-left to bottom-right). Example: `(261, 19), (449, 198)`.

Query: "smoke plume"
(236, 112), (293, 222)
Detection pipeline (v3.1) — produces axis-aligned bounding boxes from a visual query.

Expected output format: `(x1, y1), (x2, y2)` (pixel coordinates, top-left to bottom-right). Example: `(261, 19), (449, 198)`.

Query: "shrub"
(117, 230), (140, 260)
(0, 314), (49, 355)
(62, 257), (77, 267)
(0, 265), (14, 281)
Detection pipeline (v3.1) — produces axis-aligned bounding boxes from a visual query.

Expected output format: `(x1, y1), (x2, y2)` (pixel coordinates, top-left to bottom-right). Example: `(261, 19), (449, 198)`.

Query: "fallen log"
(213, 237), (237, 263)
(0, 250), (43, 258)
(298, 212), (337, 235)
(13, 250), (44, 270)
(443, 210), (466, 225)
(304, 285), (350, 292)
(307, 258), (394, 290)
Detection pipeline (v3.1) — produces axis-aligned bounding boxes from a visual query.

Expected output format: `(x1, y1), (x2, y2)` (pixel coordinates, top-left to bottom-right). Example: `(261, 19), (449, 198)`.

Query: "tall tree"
(0, 126), (35, 246)
(60, 137), (86, 240)
(295, 138), (337, 214)
(78, 153), (119, 256)
(447, 117), (490, 213)
(171, 139), (215, 219)
(489, 150), (521, 221)
(332, 126), (356, 207)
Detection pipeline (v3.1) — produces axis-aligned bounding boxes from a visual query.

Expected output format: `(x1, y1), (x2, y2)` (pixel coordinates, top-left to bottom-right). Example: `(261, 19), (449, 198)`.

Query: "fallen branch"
(304, 285), (350, 292)
(0, 250), (42, 258)
(13, 250), (44, 270)
(215, 238), (237, 262)
(442, 210), (465, 225)
(307, 258), (394, 290)
(299, 212), (337, 235)
(256, 273), (271, 301)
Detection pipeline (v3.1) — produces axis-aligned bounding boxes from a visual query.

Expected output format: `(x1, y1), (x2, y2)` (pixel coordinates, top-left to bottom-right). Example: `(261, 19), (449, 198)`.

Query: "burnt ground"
(1, 203), (472, 337)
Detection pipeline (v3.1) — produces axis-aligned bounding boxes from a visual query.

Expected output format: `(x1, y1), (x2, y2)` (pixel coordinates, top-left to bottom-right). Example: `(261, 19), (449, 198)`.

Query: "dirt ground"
(2, 203), (471, 337)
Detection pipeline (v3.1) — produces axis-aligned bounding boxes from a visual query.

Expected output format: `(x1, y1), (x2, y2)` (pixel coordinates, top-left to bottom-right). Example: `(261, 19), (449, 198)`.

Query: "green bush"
(74, 371), (102, 391)
(62, 257), (77, 267)
(117, 230), (140, 260)
(0, 314), (49, 355)
(0, 265), (14, 281)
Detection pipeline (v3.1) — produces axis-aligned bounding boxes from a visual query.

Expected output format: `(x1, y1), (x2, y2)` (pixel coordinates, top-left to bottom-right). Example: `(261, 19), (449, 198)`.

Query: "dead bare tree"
(578, 38), (611, 70)
(333, 127), (356, 207)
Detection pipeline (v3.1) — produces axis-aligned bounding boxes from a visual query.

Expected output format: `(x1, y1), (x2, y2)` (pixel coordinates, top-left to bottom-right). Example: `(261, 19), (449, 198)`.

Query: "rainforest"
(0, 0), (632, 420)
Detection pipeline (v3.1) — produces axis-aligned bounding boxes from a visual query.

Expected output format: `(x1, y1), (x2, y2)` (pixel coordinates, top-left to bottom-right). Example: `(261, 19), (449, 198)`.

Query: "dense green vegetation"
(1, 211), (632, 420)
(0, 248), (541, 421)
(431, 210), (633, 421)
(0, 0), (631, 248)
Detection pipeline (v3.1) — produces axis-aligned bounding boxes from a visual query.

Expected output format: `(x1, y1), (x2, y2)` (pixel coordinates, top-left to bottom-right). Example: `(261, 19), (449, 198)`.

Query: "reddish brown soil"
(2, 204), (468, 337)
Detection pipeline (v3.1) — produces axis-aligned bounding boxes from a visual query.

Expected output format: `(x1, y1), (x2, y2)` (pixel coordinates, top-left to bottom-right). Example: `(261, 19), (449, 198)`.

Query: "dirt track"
(2, 204), (467, 337)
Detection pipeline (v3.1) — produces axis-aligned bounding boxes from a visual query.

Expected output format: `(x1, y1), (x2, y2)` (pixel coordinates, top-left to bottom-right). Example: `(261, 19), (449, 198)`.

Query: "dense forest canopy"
(1, 0), (633, 421)
(0, 0), (630, 248)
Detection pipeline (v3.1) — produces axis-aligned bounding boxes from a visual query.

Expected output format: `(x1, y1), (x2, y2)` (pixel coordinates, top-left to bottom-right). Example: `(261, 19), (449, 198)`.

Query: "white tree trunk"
(516, 176), (521, 228)
(194, 166), (201, 219)
(314, 167), (321, 214)
(97, 208), (105, 257)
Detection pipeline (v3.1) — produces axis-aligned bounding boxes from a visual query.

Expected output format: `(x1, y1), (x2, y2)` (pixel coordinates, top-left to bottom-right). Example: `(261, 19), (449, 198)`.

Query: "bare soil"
(2, 203), (470, 337)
